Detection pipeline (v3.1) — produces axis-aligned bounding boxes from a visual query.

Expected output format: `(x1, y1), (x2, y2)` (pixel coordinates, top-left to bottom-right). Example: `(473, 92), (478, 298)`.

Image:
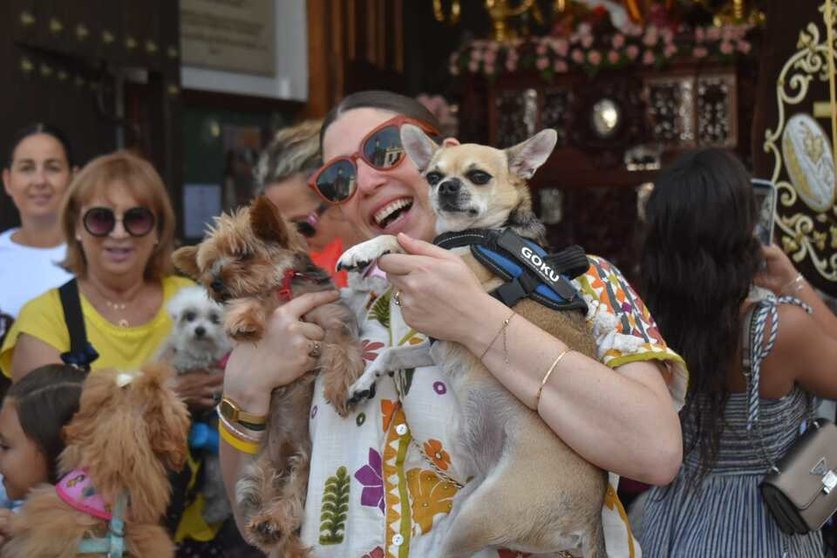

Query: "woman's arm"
(219, 290), (337, 530)
(9, 334), (62, 382)
(756, 244), (837, 339)
(380, 234), (682, 485)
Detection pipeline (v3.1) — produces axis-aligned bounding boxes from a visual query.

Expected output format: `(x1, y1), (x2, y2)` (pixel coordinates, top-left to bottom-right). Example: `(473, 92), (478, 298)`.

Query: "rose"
(571, 49), (584, 64)
(612, 34), (625, 49)
(581, 35), (594, 48)
(737, 40), (752, 54)
(468, 60), (479, 72)
(608, 50), (620, 64)
(553, 60), (568, 73)
(720, 41), (734, 55)
(484, 50), (497, 65)
(664, 44), (677, 58)
(505, 57), (518, 72)
(626, 44), (640, 60)
(536, 43), (547, 55)
(692, 46), (708, 59)
(587, 50), (602, 66)
(555, 38), (569, 57)
(536, 56), (549, 70)
(642, 50), (655, 65)
(695, 27), (705, 43)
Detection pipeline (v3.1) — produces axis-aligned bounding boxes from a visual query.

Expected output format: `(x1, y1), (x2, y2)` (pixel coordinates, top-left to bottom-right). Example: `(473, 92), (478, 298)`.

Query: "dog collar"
(275, 269), (331, 302)
(56, 469), (111, 520)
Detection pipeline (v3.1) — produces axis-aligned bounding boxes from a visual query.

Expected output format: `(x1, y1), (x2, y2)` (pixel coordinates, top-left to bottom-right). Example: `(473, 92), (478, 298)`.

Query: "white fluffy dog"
(162, 285), (231, 372)
(159, 285), (233, 524)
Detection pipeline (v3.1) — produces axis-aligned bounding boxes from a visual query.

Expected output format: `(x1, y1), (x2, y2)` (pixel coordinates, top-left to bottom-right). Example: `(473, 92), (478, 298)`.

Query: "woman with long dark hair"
(636, 148), (837, 556)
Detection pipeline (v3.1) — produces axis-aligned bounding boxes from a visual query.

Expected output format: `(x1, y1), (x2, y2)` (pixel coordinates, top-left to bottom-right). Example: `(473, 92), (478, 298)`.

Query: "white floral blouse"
(299, 256), (688, 558)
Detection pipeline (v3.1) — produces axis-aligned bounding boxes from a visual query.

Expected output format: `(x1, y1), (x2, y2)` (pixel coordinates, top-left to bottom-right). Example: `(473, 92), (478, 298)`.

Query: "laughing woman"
(220, 91), (688, 557)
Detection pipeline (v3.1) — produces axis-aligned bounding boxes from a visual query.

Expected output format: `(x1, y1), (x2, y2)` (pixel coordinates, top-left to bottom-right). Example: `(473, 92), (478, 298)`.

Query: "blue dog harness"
(75, 492), (128, 557)
(434, 228), (589, 314)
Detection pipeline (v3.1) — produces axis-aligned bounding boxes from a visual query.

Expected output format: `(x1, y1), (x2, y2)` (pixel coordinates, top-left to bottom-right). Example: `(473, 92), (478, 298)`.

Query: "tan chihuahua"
(337, 126), (607, 557)
(173, 197), (365, 557)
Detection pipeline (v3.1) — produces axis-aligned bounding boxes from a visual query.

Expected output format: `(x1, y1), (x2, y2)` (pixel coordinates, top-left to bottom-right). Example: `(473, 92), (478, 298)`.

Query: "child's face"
(0, 401), (49, 500)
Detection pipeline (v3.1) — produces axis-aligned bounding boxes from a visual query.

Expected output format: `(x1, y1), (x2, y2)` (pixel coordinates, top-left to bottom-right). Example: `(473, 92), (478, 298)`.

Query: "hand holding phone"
(752, 178), (777, 246)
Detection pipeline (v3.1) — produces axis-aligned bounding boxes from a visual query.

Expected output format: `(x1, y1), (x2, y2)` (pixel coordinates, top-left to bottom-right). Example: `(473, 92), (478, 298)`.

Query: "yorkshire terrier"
(172, 196), (365, 557)
(2, 363), (190, 558)
(158, 285), (233, 525)
(337, 126), (607, 557)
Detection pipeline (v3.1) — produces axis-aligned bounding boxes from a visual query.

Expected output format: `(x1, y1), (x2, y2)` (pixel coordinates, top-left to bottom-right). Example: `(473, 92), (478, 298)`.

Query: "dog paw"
(227, 319), (264, 342)
(336, 236), (401, 271)
(346, 370), (379, 408)
(247, 513), (284, 548)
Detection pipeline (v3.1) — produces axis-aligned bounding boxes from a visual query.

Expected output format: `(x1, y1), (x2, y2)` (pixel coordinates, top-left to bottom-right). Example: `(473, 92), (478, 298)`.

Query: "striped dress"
(637, 387), (823, 557)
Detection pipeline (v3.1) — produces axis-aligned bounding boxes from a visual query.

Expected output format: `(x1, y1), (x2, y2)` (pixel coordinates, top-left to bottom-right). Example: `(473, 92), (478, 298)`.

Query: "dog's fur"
(171, 197), (365, 557)
(158, 285), (232, 524)
(337, 126), (608, 557)
(2, 364), (190, 558)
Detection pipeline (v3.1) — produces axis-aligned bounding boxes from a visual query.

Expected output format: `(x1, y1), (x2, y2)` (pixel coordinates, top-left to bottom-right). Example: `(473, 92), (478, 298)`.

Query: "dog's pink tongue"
(363, 264), (387, 281)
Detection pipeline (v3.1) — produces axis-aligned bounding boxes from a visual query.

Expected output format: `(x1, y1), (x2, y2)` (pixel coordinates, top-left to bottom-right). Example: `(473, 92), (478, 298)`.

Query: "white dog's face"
(166, 286), (231, 368)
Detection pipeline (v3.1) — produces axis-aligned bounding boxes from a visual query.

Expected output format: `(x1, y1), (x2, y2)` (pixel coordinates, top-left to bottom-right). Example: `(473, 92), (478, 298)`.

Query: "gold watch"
(218, 396), (267, 431)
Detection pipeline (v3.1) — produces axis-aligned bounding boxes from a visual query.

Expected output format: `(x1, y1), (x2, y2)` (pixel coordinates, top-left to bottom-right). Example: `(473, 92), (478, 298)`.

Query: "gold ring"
(308, 341), (322, 359)
(393, 290), (402, 306)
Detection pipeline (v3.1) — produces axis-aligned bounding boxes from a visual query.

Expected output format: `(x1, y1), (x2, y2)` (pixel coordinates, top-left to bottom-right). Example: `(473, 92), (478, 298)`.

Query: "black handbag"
(742, 296), (837, 535)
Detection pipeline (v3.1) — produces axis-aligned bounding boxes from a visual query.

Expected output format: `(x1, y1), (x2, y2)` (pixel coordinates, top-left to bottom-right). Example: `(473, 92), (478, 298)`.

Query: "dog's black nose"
(195, 326), (206, 338)
(438, 178), (461, 197)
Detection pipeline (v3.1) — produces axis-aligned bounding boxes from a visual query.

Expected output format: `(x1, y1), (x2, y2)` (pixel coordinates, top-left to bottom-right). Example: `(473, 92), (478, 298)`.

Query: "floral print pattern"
(405, 469), (458, 534)
(354, 449), (385, 513)
(422, 439), (451, 471)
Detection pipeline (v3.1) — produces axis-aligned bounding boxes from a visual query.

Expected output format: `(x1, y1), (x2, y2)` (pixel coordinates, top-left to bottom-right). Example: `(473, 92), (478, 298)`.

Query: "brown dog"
(337, 126), (607, 557)
(2, 364), (190, 558)
(172, 197), (365, 557)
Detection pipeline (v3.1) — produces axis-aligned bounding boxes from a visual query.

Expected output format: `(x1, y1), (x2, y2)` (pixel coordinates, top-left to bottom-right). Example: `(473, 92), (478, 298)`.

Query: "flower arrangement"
(449, 21), (755, 81)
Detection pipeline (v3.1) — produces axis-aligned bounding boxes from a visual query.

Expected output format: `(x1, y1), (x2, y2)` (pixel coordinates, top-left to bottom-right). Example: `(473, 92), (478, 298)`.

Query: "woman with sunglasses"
(220, 91), (687, 557)
(0, 124), (75, 322)
(254, 119), (361, 288)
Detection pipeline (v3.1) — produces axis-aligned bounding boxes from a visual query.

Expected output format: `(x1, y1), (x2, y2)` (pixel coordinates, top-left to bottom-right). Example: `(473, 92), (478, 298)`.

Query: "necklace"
(105, 299), (130, 327)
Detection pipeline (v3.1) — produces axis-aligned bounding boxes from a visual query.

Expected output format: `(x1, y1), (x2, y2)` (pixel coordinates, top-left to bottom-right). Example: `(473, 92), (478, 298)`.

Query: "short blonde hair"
(254, 119), (323, 194)
(61, 151), (175, 281)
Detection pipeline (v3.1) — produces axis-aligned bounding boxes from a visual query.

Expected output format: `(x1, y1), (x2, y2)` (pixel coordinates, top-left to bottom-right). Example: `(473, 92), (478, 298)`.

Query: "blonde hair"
(61, 150), (175, 281)
(254, 119), (323, 194)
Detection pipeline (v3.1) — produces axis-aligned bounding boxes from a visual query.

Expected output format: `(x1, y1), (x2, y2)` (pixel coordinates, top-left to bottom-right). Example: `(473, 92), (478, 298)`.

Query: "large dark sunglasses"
(292, 203), (328, 238)
(309, 114), (439, 205)
(82, 206), (156, 237)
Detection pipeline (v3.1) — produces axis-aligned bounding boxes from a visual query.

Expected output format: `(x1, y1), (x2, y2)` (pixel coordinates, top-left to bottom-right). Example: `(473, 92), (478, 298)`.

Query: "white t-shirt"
(0, 229), (72, 319)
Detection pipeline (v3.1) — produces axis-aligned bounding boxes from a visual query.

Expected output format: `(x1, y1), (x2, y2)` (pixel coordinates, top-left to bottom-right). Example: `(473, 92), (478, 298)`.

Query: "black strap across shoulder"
(58, 279), (99, 372)
(434, 228), (589, 313)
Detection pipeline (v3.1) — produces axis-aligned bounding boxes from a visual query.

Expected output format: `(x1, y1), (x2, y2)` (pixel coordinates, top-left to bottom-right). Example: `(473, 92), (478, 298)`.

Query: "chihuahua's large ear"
(401, 124), (439, 173)
(172, 246), (200, 279)
(505, 129), (558, 180)
(250, 195), (289, 245)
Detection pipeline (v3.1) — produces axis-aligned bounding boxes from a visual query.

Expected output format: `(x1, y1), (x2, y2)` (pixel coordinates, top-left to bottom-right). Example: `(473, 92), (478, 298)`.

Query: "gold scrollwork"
(764, 0), (837, 285)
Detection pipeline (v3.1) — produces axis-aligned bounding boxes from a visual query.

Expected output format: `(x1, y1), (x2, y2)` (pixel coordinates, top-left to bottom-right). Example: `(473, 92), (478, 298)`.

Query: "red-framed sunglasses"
(308, 114), (439, 205)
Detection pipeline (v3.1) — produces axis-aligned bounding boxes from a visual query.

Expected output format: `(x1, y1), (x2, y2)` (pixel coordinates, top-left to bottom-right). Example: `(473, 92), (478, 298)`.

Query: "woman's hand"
(755, 244), (800, 295)
(222, 291), (339, 415)
(378, 233), (489, 344)
(173, 372), (225, 411)
(0, 508), (13, 545)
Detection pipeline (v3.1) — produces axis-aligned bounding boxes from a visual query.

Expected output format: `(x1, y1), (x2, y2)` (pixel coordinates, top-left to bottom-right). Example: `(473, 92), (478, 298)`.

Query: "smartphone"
(752, 178), (777, 246)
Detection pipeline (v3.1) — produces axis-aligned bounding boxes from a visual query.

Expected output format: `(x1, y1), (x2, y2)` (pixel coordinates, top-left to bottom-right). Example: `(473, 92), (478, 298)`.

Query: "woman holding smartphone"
(636, 148), (837, 557)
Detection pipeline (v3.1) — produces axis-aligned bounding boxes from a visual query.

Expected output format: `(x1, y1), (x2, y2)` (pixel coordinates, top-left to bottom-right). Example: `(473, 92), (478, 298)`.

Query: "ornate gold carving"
(764, 0), (837, 285)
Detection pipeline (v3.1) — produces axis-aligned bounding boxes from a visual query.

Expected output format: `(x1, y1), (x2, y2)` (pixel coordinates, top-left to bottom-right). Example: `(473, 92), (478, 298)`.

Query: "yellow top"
(0, 275), (193, 377)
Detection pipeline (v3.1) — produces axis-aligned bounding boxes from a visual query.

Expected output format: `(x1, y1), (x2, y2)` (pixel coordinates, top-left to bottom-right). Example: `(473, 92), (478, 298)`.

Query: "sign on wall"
(180, 0), (276, 76)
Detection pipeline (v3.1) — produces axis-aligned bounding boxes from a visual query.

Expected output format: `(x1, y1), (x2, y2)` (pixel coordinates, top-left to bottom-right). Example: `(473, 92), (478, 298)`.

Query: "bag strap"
(742, 293), (813, 472)
(58, 279), (99, 372)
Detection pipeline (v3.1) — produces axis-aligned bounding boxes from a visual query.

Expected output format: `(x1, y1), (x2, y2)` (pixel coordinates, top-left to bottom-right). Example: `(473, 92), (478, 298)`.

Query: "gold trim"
(763, 1), (837, 285)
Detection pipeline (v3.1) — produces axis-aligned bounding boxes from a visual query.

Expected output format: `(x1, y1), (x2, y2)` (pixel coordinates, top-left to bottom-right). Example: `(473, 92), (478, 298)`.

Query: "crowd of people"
(0, 90), (834, 557)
